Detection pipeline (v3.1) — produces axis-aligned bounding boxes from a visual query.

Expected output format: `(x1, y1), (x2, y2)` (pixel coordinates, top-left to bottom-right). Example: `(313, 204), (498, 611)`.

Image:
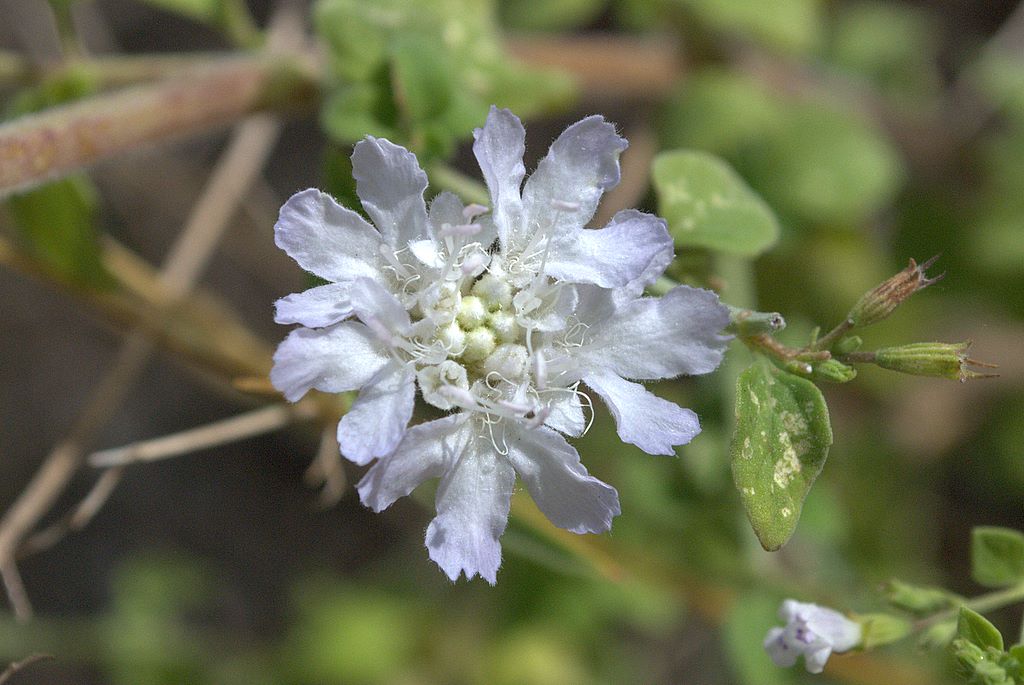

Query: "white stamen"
(462, 203), (489, 221)
(550, 199), (580, 212)
(439, 222), (482, 238)
(534, 351), (548, 391)
(461, 252), (488, 275)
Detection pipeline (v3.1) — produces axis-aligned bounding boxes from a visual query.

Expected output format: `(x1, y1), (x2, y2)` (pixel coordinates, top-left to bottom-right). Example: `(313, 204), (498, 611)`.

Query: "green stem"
(916, 582), (1024, 632)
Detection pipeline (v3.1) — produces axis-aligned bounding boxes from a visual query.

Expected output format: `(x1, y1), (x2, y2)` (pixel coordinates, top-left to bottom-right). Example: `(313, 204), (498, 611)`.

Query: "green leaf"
(730, 362), (833, 551)
(657, 69), (785, 157)
(673, 0), (824, 55)
(652, 150), (780, 257)
(741, 103), (904, 228)
(972, 527), (1024, 588)
(957, 606), (1004, 652)
(7, 176), (111, 287)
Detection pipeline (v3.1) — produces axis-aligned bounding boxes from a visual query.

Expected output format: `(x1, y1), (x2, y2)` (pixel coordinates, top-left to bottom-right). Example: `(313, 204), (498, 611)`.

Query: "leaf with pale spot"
(652, 150), (779, 257)
(731, 362), (832, 551)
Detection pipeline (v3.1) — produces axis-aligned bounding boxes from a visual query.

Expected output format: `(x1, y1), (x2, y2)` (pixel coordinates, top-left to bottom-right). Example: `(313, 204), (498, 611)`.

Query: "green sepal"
(730, 361), (833, 550)
(972, 527), (1024, 588)
(652, 150), (779, 257)
(855, 612), (912, 649)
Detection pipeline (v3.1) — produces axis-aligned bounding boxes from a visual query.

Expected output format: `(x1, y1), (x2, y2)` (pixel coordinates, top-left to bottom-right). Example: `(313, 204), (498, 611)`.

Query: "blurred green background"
(0, 0), (1022, 683)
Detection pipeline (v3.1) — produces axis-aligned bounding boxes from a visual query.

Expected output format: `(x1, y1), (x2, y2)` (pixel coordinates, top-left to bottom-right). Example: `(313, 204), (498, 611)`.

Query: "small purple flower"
(764, 600), (862, 674)
(271, 106), (730, 583)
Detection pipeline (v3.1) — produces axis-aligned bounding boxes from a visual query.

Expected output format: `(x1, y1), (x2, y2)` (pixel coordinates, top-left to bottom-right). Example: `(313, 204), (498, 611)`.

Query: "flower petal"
(274, 282), (353, 328)
(426, 432), (515, 584)
(764, 628), (799, 668)
(352, 136), (429, 247)
(270, 322), (389, 402)
(348, 277), (411, 337)
(274, 188), (385, 283)
(577, 285), (730, 380)
(337, 360), (416, 465)
(428, 190), (466, 228)
(357, 414), (471, 512)
(473, 106), (525, 247)
(522, 115), (627, 238)
(546, 210), (674, 288)
(544, 391), (586, 437)
(583, 370), (700, 455)
(506, 425), (620, 534)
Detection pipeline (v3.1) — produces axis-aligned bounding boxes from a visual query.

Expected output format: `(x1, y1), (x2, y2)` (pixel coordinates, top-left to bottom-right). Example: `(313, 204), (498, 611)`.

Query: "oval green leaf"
(653, 150), (780, 257)
(730, 362), (833, 551)
(956, 606), (1004, 652)
(971, 526), (1024, 588)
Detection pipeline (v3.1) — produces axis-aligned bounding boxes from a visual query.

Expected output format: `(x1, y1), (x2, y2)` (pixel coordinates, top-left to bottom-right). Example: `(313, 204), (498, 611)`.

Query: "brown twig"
(0, 70), (288, 620)
(88, 403), (307, 468)
(0, 653), (53, 685)
(0, 53), (315, 198)
(506, 34), (682, 101)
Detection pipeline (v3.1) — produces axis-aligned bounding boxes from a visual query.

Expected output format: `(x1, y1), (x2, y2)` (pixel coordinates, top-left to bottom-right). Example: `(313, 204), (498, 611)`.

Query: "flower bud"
(882, 579), (959, 616)
(854, 613), (911, 649)
(847, 256), (944, 328)
(873, 342), (997, 382)
(811, 359), (857, 383)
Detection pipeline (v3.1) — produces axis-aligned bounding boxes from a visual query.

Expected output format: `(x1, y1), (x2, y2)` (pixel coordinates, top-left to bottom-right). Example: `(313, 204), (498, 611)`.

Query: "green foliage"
(7, 176), (110, 286)
(658, 70), (785, 158)
(950, 607), (1023, 685)
(971, 527), (1024, 588)
(314, 0), (573, 159)
(671, 0), (824, 55)
(652, 150), (779, 257)
(730, 361), (833, 551)
(956, 607), (1004, 652)
(659, 70), (904, 229)
(499, 0), (607, 31)
(741, 102), (904, 228)
(284, 579), (425, 684)
(830, 2), (940, 105)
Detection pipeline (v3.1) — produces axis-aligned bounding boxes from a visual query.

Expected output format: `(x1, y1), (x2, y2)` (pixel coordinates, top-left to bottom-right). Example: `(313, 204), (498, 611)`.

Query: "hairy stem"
(0, 54), (317, 198)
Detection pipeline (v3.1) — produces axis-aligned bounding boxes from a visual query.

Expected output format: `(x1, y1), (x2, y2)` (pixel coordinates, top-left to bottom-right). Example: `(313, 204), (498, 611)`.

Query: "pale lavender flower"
(764, 600), (862, 674)
(271, 106), (730, 583)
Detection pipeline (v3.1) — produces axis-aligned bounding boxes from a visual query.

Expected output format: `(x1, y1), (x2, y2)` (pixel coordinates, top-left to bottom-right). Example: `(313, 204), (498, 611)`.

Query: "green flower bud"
(854, 612), (912, 649)
(833, 335), (863, 355)
(725, 306), (786, 337)
(882, 579), (959, 616)
(873, 342), (997, 382)
(810, 358), (857, 383)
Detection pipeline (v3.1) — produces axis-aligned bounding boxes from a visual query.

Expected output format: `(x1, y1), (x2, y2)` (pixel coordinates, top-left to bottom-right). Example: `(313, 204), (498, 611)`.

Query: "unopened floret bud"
(811, 358), (857, 383)
(847, 256), (944, 328)
(873, 342), (997, 382)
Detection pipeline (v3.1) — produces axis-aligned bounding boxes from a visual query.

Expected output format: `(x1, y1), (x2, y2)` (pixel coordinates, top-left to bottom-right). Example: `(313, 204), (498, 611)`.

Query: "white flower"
(764, 600), (862, 674)
(271, 106), (730, 583)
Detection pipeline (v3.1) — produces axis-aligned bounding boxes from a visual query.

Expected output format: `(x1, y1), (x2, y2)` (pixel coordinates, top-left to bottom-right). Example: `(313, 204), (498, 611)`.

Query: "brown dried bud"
(847, 256), (944, 328)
